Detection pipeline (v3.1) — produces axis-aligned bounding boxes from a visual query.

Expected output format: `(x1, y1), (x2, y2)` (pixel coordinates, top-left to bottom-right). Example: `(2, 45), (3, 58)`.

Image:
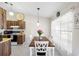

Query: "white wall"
(25, 15), (51, 40)
(6, 11), (16, 21)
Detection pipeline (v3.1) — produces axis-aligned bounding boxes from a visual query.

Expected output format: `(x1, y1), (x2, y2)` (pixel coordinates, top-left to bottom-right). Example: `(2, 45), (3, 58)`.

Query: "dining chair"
(35, 41), (49, 56)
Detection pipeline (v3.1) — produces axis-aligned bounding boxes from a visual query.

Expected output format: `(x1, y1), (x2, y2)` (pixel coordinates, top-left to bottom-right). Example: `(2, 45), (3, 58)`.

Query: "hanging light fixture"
(37, 8), (40, 27)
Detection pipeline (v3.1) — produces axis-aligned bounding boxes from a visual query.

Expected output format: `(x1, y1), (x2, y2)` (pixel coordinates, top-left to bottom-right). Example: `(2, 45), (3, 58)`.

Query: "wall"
(6, 11), (24, 21)
(25, 15), (51, 40)
(6, 12), (51, 40)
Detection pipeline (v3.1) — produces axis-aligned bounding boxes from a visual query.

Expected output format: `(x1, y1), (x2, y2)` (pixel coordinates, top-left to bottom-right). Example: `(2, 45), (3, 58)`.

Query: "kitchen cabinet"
(0, 7), (6, 29)
(6, 20), (25, 29)
(17, 34), (25, 44)
(18, 20), (25, 29)
(0, 38), (11, 56)
(3, 9), (6, 29)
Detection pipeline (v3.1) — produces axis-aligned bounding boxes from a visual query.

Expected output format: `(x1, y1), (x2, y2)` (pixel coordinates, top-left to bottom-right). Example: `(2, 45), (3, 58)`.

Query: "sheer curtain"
(51, 11), (74, 56)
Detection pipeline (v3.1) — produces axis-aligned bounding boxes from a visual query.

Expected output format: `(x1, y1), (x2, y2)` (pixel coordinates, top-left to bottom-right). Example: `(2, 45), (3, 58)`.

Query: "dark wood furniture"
(29, 36), (55, 47)
(0, 38), (11, 56)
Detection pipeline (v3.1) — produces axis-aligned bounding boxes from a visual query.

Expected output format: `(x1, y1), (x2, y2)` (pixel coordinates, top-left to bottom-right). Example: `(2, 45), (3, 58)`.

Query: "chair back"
(35, 41), (49, 56)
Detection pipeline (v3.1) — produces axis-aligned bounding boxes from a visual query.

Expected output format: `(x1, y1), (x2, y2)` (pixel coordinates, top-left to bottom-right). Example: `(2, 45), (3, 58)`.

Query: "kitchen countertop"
(0, 38), (12, 43)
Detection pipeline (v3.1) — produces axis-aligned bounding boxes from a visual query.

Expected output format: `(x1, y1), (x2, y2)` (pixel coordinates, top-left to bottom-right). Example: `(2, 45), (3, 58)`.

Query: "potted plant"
(37, 29), (43, 41)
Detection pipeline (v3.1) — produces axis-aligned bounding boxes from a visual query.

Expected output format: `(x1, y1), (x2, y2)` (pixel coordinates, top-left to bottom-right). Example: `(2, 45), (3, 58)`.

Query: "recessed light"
(4, 2), (8, 4)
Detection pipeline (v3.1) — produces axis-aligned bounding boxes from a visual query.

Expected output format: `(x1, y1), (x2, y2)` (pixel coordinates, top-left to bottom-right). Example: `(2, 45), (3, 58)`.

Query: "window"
(51, 11), (74, 55)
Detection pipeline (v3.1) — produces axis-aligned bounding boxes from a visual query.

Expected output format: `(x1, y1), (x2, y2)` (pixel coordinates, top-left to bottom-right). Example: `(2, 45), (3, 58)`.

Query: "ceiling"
(0, 2), (79, 18)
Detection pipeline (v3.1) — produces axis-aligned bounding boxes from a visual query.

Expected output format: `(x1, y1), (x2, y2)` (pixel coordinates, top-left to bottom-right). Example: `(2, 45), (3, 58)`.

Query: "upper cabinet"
(0, 7), (6, 29)
(6, 12), (25, 29)
(6, 20), (25, 29)
(18, 20), (25, 29)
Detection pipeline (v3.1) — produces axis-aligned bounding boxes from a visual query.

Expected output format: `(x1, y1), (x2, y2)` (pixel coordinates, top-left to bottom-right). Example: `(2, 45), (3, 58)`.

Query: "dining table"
(29, 36), (55, 56)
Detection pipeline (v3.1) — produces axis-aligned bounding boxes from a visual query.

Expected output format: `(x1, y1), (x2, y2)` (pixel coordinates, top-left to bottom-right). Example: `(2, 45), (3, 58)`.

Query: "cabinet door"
(17, 35), (22, 44)
(0, 7), (3, 28)
(17, 35), (25, 44)
(0, 43), (3, 56)
(7, 21), (11, 29)
(3, 9), (6, 29)
(0, 14), (3, 27)
(18, 20), (25, 29)
(0, 7), (3, 14)
(2, 40), (11, 56)
(0, 7), (6, 29)
(22, 35), (25, 43)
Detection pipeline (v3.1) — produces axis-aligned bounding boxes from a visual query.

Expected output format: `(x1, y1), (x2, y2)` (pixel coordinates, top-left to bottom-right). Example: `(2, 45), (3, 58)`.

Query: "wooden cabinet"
(0, 7), (3, 14)
(0, 7), (3, 28)
(7, 21), (11, 29)
(17, 35), (25, 44)
(2, 40), (11, 56)
(18, 20), (25, 29)
(0, 43), (2, 56)
(0, 7), (6, 29)
(6, 20), (25, 29)
(0, 39), (11, 56)
(3, 9), (6, 29)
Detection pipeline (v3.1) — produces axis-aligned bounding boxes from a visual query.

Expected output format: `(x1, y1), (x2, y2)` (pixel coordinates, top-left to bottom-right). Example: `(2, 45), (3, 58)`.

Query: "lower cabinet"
(17, 35), (25, 44)
(0, 39), (11, 56)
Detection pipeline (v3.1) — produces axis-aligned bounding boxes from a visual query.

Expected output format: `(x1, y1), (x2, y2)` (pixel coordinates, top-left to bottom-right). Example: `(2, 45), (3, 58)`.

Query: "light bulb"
(37, 22), (40, 27)
(9, 12), (14, 16)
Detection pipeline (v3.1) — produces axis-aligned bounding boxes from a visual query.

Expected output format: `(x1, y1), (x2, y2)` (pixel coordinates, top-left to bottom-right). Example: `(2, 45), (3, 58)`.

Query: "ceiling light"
(9, 12), (14, 16)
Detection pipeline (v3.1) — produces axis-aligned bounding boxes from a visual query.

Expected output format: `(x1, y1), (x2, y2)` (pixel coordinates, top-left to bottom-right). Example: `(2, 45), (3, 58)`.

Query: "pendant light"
(37, 8), (40, 27)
